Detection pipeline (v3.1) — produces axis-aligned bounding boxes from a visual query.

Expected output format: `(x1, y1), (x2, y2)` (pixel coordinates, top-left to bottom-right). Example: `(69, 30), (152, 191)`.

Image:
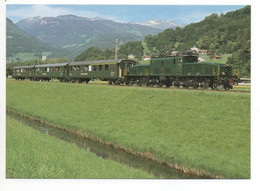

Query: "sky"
(6, 4), (246, 24)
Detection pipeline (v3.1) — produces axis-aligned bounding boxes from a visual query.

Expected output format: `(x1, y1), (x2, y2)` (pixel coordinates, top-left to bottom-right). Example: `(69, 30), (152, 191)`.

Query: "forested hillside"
(144, 5), (250, 75)
(6, 18), (72, 62)
(74, 41), (144, 61)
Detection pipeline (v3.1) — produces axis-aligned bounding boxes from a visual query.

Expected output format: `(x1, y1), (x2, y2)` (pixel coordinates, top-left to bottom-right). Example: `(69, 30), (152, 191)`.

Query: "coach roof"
(35, 63), (68, 68)
(69, 59), (124, 66)
(13, 65), (35, 69)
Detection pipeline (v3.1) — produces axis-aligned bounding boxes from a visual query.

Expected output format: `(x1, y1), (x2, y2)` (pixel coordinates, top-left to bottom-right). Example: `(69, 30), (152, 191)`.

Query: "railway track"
(86, 81), (251, 93)
(10, 79), (250, 93)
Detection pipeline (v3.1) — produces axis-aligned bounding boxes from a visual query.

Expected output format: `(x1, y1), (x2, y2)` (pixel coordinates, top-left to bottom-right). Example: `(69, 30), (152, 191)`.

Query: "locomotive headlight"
(222, 72), (226, 75)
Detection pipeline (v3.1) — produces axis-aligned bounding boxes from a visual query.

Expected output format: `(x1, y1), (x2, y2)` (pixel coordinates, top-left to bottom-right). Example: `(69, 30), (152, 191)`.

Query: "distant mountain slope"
(16, 15), (162, 54)
(6, 18), (71, 61)
(133, 19), (183, 30)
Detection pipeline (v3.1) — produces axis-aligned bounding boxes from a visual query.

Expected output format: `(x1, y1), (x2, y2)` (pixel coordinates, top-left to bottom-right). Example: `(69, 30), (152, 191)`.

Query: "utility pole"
(115, 39), (118, 60)
(38, 52), (40, 65)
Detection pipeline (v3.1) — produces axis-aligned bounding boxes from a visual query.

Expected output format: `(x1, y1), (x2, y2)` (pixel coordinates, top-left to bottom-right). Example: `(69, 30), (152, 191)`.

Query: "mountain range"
(16, 15), (177, 57)
(6, 15), (183, 62)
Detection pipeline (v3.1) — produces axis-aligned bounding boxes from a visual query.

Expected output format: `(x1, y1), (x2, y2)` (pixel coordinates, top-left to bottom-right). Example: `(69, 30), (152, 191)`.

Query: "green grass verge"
(6, 79), (250, 178)
(6, 115), (155, 178)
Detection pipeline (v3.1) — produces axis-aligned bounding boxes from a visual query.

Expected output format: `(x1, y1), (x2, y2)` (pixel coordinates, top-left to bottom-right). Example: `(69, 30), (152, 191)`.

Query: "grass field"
(6, 79), (251, 178)
(6, 115), (155, 178)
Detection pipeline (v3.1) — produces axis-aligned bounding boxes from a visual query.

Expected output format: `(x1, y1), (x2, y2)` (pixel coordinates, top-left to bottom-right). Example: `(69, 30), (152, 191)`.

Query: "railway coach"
(34, 63), (68, 81)
(13, 65), (35, 80)
(12, 59), (137, 83)
(67, 59), (136, 84)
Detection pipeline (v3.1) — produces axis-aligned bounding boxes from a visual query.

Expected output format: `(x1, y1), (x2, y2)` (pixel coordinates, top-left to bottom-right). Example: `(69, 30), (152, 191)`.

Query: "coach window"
(105, 65), (109, 71)
(47, 67), (50, 72)
(84, 66), (88, 71)
(173, 59), (176, 64)
(89, 65), (92, 71)
(99, 65), (102, 71)
(93, 65), (97, 71)
(179, 58), (182, 65)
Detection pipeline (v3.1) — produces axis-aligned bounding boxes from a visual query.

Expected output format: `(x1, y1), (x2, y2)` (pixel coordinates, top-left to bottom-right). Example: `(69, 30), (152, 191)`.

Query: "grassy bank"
(6, 79), (250, 178)
(6, 115), (155, 178)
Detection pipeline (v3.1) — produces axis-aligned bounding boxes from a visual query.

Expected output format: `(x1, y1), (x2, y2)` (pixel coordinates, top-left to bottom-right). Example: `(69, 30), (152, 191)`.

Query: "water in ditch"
(7, 112), (207, 179)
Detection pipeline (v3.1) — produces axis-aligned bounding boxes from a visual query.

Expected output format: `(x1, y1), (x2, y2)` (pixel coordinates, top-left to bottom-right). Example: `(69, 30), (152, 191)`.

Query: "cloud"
(7, 5), (70, 19)
(174, 11), (221, 24)
(6, 5), (126, 23)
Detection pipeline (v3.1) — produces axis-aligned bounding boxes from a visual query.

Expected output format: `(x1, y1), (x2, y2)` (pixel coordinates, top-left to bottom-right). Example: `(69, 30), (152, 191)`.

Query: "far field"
(6, 79), (250, 178)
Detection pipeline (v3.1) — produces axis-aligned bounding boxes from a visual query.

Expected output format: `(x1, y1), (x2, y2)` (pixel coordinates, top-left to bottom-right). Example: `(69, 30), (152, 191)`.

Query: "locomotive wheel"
(224, 86), (230, 90)
(193, 86), (199, 89)
(211, 80), (219, 90)
(165, 82), (171, 88)
(200, 78), (209, 89)
(156, 81), (162, 87)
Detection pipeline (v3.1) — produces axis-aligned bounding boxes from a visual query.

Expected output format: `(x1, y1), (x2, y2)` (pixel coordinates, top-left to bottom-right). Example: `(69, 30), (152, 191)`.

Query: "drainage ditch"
(7, 112), (207, 179)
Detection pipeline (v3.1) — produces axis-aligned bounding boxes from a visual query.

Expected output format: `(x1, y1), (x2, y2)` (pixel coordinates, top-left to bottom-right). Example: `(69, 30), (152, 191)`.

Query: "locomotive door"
(176, 58), (183, 75)
(119, 64), (122, 78)
(119, 62), (128, 78)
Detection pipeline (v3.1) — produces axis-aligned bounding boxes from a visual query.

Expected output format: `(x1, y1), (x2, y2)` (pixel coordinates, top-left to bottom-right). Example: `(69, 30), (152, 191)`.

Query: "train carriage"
(13, 65), (35, 80)
(34, 63), (68, 81)
(68, 59), (136, 84)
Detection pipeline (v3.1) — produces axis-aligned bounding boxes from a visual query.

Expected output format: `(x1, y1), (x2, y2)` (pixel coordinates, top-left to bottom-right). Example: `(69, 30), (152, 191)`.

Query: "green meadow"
(6, 79), (250, 178)
(6, 115), (155, 178)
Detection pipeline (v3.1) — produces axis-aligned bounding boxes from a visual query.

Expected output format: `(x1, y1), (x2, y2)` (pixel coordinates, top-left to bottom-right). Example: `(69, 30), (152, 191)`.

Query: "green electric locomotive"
(125, 53), (238, 90)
